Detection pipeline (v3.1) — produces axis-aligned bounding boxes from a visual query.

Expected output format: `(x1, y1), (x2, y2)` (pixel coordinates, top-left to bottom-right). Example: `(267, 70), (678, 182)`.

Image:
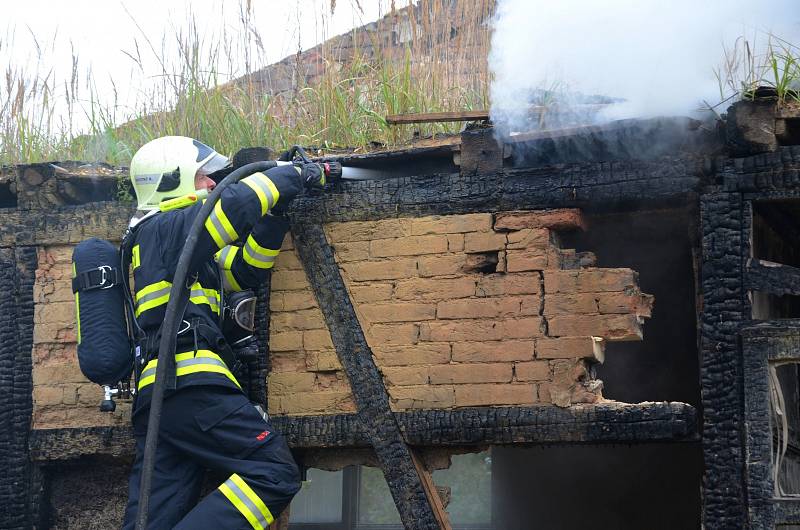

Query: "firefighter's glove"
(301, 162), (326, 190)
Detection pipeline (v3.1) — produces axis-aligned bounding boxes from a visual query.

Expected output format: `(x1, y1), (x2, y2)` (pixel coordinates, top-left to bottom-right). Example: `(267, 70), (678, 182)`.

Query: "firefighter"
(122, 136), (320, 529)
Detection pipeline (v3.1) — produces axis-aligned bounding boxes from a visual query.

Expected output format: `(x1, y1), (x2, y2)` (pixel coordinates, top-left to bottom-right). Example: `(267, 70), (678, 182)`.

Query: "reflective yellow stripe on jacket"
(219, 473), (274, 529)
(205, 199), (239, 249)
(137, 350), (240, 391)
(242, 234), (280, 270)
(134, 281), (220, 317)
(216, 246), (243, 291)
(241, 172), (280, 216)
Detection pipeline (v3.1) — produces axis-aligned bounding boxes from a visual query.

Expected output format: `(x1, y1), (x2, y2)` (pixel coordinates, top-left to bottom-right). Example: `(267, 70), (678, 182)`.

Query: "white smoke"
(490, 0), (800, 137)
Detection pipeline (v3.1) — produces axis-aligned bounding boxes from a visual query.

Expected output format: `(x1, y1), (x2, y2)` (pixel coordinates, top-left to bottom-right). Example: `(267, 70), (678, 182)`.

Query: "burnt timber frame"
(19, 134), (800, 528)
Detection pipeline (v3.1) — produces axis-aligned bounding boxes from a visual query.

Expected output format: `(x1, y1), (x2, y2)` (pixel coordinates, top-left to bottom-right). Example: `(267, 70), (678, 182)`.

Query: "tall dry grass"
(1, 0), (494, 166)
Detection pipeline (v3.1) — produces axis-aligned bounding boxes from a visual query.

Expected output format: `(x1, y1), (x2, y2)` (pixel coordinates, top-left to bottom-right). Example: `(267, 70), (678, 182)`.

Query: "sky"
(2, 0), (392, 130)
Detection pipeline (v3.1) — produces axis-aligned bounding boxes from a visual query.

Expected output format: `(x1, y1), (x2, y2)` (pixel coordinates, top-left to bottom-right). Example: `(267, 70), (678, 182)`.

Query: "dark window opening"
(771, 363), (800, 496)
(0, 179), (17, 208)
(463, 252), (499, 274)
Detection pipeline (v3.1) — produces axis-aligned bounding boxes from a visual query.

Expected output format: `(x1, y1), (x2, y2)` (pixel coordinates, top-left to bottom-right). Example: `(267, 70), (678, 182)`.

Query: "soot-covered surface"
(492, 443), (702, 529)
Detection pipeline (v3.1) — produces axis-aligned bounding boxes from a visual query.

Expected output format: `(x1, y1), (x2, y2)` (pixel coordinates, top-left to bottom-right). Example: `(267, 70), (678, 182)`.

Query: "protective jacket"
(123, 164), (303, 530)
(131, 164), (300, 395)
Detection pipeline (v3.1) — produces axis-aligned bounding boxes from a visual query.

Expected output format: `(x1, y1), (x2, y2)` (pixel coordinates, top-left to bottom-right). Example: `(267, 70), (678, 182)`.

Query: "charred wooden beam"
(28, 402), (699, 461)
(700, 192), (748, 527)
(288, 220), (449, 529)
(0, 247), (37, 529)
(746, 259), (800, 297)
(385, 110), (489, 125)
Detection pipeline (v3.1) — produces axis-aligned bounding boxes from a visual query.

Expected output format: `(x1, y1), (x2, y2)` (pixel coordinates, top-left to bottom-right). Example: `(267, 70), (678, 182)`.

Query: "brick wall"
(271, 209), (652, 414)
(29, 209), (652, 427)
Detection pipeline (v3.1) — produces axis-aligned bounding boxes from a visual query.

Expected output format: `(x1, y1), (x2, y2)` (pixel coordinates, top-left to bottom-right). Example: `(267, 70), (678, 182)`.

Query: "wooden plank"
(746, 258), (800, 297)
(386, 110), (489, 125)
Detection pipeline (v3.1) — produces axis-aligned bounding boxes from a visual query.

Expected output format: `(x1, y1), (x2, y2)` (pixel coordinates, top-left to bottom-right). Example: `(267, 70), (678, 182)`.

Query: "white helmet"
(129, 136), (229, 210)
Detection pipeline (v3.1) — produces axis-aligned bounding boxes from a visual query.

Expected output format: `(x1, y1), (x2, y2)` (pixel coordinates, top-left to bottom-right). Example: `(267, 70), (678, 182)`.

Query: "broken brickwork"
(272, 209), (649, 413)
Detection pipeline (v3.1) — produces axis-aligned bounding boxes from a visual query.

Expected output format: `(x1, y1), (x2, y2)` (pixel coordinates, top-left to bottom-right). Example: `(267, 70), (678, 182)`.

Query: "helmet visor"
(199, 152), (230, 175)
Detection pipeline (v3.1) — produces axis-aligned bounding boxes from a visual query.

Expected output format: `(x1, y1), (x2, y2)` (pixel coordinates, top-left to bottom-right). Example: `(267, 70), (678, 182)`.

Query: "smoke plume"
(490, 0), (800, 137)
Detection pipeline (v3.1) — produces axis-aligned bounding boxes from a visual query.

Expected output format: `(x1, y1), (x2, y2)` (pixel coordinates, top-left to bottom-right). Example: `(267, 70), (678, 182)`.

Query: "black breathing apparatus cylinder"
(71, 238), (135, 393)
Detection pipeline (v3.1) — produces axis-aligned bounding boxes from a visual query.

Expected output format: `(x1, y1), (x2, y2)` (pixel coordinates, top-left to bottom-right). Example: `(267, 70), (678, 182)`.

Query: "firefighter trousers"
(122, 385), (300, 529)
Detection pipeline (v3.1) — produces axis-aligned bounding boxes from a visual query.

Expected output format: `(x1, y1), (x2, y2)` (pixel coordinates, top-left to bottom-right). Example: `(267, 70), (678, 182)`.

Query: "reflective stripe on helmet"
(242, 235), (279, 269)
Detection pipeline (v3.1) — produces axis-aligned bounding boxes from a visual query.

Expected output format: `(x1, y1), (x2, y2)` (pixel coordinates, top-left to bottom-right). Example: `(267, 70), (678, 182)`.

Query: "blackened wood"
(460, 128), (503, 175)
(726, 100), (779, 157)
(700, 192), (747, 528)
(250, 275), (272, 408)
(289, 220), (448, 530)
(746, 259), (800, 297)
(0, 247), (36, 529)
(29, 402), (699, 461)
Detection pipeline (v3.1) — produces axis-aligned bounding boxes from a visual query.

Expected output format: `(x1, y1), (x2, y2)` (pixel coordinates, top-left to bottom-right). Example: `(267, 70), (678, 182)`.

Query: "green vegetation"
(715, 35), (800, 105)
(1, 1), (492, 166)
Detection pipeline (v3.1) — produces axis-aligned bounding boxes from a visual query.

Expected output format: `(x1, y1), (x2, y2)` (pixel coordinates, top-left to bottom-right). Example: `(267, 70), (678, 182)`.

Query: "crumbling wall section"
(269, 209), (652, 415)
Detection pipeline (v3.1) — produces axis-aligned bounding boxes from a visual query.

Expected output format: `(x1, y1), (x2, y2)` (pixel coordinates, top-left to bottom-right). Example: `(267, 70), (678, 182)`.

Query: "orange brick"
(464, 232), (506, 253)
(332, 240), (370, 262)
(349, 283), (394, 303)
(451, 340), (534, 363)
(314, 372), (351, 391)
(269, 372), (317, 394)
(447, 234), (465, 252)
(598, 292), (654, 317)
(543, 269), (637, 294)
(270, 352), (307, 372)
(436, 297), (529, 319)
(280, 233), (294, 250)
(33, 385), (64, 406)
(271, 308), (326, 331)
(33, 362), (85, 385)
(476, 273), (540, 297)
(270, 391), (356, 416)
(506, 228), (550, 250)
(340, 259), (417, 281)
(382, 366), (430, 386)
(394, 277), (476, 301)
(325, 219), (412, 243)
(536, 337), (604, 361)
(281, 291), (318, 312)
(33, 321), (76, 344)
(360, 302), (436, 323)
(61, 384), (78, 405)
(76, 383), (103, 405)
(34, 301), (75, 325)
(453, 383), (536, 407)
(543, 293), (599, 316)
(514, 361), (550, 381)
(303, 329), (334, 350)
(428, 363), (512, 384)
(368, 323), (419, 345)
(389, 385), (455, 410)
(272, 269), (310, 291)
(305, 350), (343, 372)
(419, 317), (543, 342)
(410, 214), (493, 235)
(372, 343), (451, 366)
(505, 249), (551, 272)
(370, 235), (448, 258)
(269, 293), (284, 311)
(547, 314), (643, 341)
(270, 331), (303, 351)
(494, 209), (586, 231)
(274, 250), (303, 270)
(417, 255), (467, 277)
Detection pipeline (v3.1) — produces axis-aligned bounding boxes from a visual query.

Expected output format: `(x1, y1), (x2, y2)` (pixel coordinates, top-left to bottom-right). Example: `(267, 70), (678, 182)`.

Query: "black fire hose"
(134, 160), (277, 530)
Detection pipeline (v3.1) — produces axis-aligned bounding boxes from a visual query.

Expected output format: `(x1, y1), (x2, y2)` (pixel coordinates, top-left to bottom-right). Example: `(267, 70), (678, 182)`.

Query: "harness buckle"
(98, 265), (115, 289)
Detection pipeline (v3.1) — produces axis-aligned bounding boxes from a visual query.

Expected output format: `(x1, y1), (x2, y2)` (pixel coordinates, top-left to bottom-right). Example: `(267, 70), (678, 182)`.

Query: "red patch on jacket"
(256, 430), (270, 441)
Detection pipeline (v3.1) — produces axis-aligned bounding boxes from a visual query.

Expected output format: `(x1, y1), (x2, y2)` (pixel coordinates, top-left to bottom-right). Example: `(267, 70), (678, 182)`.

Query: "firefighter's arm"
(184, 164), (303, 271)
(215, 215), (290, 291)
